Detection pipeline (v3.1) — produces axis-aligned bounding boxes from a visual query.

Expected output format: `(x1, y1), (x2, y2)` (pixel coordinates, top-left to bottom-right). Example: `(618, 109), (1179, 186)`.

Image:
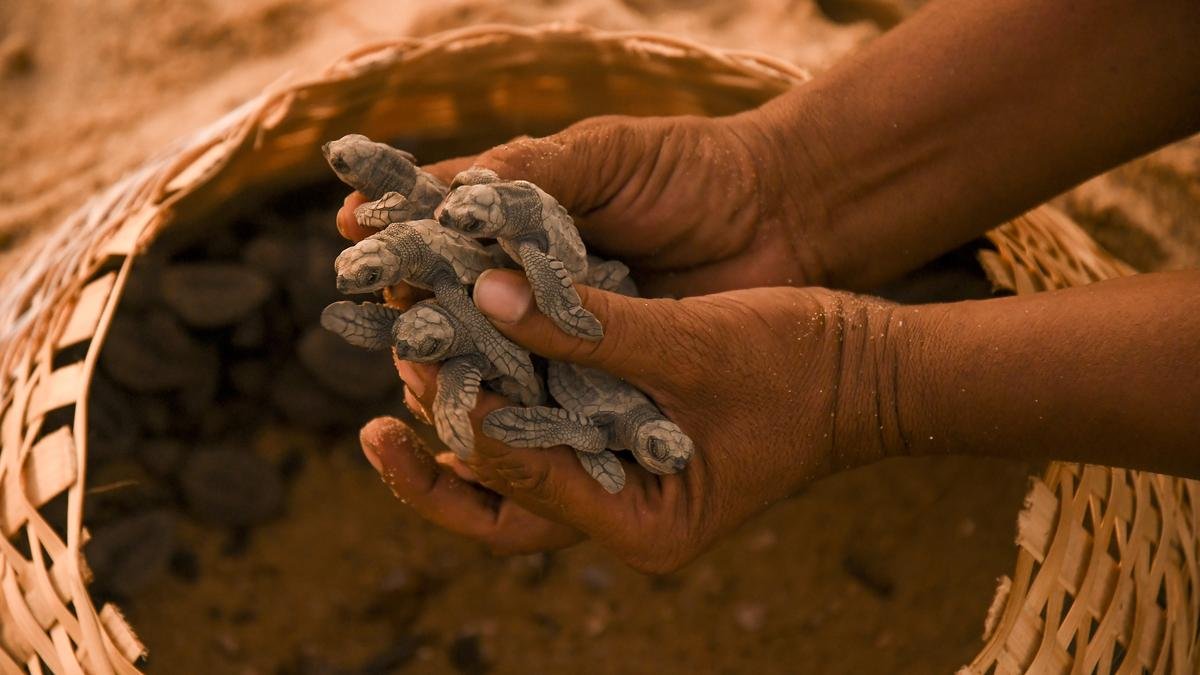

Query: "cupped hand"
(360, 270), (898, 572)
(336, 113), (829, 299)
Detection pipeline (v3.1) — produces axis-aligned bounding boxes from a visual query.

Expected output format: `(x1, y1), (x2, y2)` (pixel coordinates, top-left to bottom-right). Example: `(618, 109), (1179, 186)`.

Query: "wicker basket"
(0, 24), (1194, 675)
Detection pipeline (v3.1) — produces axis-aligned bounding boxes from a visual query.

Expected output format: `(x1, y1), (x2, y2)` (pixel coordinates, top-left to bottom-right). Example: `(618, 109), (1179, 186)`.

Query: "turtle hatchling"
(321, 299), (628, 489)
(333, 219), (542, 404)
(438, 169), (604, 341)
(484, 360), (694, 484)
(322, 300), (534, 458)
(322, 133), (447, 217)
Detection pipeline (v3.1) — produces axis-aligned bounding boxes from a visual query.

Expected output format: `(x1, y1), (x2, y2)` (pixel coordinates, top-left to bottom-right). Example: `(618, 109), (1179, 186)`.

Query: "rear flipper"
(320, 301), (403, 350)
(433, 357), (484, 459)
(482, 406), (608, 454)
(583, 258), (638, 296)
(576, 450), (626, 494)
(517, 241), (603, 341)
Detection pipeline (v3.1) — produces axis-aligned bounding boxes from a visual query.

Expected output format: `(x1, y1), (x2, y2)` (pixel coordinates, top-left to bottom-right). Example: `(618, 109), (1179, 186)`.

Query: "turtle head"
(633, 419), (694, 475)
(392, 304), (457, 362)
(448, 166), (501, 190)
(334, 237), (403, 293)
(322, 134), (376, 190)
(438, 183), (507, 238)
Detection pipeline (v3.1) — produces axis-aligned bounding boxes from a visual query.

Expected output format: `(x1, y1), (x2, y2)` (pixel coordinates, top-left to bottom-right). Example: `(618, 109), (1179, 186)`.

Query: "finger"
(393, 356), (439, 410)
(383, 283), (432, 311)
(360, 417), (582, 553)
(471, 120), (643, 216)
(336, 192), (375, 241)
(392, 346), (670, 555)
(471, 268), (687, 387)
(403, 386), (432, 425)
(421, 135), (531, 184)
(435, 452), (478, 482)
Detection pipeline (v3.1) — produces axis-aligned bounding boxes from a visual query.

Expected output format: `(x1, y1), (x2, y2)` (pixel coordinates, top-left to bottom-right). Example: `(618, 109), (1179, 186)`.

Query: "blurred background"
(1, 1), (1196, 673)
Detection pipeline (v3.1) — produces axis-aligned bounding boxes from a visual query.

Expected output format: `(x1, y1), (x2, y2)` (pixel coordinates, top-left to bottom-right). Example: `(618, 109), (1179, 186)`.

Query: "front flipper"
(516, 241), (603, 341)
(433, 357), (484, 459)
(320, 301), (403, 350)
(355, 192), (426, 229)
(576, 450), (626, 494)
(433, 282), (543, 405)
(482, 406), (607, 454)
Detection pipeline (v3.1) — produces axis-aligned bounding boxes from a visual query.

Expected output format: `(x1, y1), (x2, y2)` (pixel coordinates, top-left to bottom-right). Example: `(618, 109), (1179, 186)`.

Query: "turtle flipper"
(576, 450), (626, 494)
(355, 192), (426, 229)
(482, 406), (607, 454)
(517, 241), (603, 341)
(432, 282), (543, 405)
(320, 301), (403, 350)
(433, 356), (484, 459)
(584, 258), (638, 296)
(409, 173), (449, 218)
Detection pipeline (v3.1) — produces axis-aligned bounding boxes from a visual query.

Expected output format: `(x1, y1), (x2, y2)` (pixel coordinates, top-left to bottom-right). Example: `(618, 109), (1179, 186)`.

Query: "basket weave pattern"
(0, 24), (1194, 674)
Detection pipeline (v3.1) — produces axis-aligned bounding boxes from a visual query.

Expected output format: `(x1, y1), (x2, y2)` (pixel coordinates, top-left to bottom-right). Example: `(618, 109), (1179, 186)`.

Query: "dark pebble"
(297, 326), (397, 402)
(85, 459), (173, 522)
(447, 632), (490, 675)
(229, 359), (270, 398)
(100, 310), (217, 393)
(841, 547), (895, 599)
(358, 634), (424, 675)
(241, 233), (294, 281)
(169, 547), (200, 583)
(135, 438), (184, 477)
(160, 263), (273, 329)
(284, 236), (344, 325)
(85, 510), (177, 598)
(181, 449), (284, 527)
(269, 361), (362, 431)
(86, 375), (140, 463)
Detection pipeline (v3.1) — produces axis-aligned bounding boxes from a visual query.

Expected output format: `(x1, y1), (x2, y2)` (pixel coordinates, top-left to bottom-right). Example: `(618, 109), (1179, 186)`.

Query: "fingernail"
(474, 269), (534, 324)
(361, 438), (384, 473)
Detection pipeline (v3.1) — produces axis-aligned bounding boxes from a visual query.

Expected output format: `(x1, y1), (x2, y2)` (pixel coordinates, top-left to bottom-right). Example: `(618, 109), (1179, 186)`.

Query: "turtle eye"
(418, 338), (438, 357)
(331, 156), (350, 174)
(648, 437), (669, 461)
(360, 269), (380, 286)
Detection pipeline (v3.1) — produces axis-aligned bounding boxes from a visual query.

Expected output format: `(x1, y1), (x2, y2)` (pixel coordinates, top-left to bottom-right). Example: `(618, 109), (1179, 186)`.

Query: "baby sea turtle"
(322, 134), (447, 215)
(438, 169), (603, 341)
(483, 361), (694, 482)
(322, 300), (531, 458)
(321, 300), (623, 489)
(333, 219), (541, 403)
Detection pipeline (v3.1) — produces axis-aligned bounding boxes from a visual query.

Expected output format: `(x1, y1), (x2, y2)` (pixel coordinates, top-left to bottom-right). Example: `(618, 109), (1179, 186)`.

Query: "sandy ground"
(2, 0), (1196, 673)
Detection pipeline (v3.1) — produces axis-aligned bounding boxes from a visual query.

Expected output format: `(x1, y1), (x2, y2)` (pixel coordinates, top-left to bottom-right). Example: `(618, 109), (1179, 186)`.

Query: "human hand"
(336, 113), (830, 299)
(360, 270), (899, 572)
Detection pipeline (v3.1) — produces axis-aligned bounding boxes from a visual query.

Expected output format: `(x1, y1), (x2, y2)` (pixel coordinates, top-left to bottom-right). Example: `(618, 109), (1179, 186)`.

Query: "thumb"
(472, 268), (684, 385)
(471, 116), (647, 215)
